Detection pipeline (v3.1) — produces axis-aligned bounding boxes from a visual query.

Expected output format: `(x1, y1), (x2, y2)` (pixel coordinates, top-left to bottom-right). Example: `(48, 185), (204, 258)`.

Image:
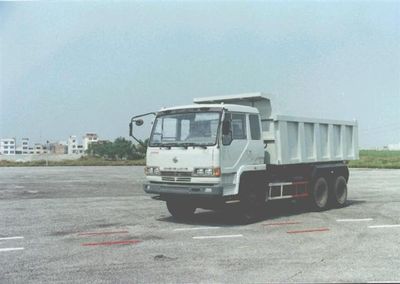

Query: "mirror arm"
(129, 112), (156, 147)
(129, 112), (156, 123)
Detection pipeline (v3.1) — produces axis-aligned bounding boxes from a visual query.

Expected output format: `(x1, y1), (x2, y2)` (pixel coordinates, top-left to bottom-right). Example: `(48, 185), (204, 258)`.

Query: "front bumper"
(143, 182), (223, 197)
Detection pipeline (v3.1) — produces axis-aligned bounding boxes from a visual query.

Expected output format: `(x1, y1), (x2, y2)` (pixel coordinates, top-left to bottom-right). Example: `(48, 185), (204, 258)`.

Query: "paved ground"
(0, 166), (399, 283)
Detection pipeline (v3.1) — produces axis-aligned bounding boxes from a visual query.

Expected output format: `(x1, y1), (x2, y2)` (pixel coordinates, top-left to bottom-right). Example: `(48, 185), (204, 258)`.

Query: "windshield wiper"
(149, 142), (173, 148)
(179, 142), (208, 149)
(151, 142), (209, 149)
(163, 143), (196, 149)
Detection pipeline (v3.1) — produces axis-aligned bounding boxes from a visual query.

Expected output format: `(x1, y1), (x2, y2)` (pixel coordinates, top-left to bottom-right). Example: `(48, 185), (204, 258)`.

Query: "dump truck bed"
(194, 93), (359, 165)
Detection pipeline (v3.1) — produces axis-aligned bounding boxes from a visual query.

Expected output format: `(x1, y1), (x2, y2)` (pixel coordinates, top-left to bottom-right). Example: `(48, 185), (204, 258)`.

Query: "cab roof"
(158, 103), (259, 114)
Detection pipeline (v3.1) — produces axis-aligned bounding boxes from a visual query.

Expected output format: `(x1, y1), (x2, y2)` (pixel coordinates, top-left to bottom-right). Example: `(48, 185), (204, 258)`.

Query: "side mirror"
(222, 120), (231, 135)
(129, 119), (144, 138)
(135, 119), (144, 126)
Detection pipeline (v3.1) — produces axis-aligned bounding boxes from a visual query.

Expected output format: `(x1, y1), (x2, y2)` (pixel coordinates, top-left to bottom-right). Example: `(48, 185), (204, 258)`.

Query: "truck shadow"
(157, 199), (366, 226)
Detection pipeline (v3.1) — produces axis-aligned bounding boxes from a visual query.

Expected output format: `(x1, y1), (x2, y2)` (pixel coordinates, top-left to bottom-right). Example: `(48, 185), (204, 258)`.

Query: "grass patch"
(2, 150), (400, 169)
(0, 156), (145, 167)
(349, 150), (400, 169)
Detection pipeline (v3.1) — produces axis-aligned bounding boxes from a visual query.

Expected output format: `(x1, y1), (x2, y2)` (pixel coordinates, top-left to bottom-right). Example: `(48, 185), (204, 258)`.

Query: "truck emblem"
(173, 157), (178, 163)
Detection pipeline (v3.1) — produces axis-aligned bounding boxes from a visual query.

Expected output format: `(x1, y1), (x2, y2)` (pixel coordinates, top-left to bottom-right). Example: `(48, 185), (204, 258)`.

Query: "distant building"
(34, 143), (46, 155)
(0, 134), (101, 156)
(49, 143), (67, 154)
(67, 135), (85, 154)
(0, 138), (16, 155)
(388, 143), (400, 151)
(83, 133), (98, 151)
(67, 135), (78, 154)
(22, 138), (30, 154)
(16, 144), (22, 155)
(77, 145), (84, 154)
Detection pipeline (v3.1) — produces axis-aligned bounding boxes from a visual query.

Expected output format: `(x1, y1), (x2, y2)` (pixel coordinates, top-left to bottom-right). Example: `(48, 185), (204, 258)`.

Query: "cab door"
(221, 113), (250, 173)
(220, 112), (264, 195)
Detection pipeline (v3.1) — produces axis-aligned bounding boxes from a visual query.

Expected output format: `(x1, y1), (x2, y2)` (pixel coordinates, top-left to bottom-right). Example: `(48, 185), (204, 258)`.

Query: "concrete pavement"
(0, 166), (399, 283)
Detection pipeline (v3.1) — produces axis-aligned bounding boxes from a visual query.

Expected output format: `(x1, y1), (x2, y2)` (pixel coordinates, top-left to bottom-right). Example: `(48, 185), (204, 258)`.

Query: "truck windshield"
(149, 111), (221, 147)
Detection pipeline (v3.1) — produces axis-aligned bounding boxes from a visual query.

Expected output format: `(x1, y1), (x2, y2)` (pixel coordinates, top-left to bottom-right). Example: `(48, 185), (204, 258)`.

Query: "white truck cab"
(144, 103), (265, 198)
(130, 93), (358, 222)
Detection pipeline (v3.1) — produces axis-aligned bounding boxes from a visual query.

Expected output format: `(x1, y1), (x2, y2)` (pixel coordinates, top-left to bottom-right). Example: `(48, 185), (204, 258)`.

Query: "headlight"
(145, 166), (160, 176)
(193, 167), (221, 177)
(144, 167), (153, 175)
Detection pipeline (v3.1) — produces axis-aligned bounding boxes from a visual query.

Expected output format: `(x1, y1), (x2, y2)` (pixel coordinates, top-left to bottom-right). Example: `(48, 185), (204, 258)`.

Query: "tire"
(238, 174), (266, 223)
(166, 200), (196, 220)
(309, 176), (329, 211)
(330, 176), (348, 207)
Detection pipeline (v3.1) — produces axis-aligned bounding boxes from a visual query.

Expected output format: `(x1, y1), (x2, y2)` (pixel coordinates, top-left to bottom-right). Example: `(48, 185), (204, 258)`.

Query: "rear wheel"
(330, 176), (348, 207)
(166, 200), (196, 220)
(309, 176), (329, 211)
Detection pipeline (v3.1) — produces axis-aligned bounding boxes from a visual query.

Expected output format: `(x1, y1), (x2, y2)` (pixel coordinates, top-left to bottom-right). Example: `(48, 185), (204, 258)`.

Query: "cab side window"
(249, 114), (261, 140)
(232, 114), (247, 140)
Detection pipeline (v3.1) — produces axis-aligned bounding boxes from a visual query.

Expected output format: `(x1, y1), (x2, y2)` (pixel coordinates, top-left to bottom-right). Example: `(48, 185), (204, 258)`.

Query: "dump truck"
(129, 93), (359, 221)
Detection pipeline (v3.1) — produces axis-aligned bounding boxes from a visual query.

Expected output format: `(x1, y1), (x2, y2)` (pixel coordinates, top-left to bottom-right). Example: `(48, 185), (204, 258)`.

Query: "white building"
(83, 133), (98, 151)
(67, 135), (78, 154)
(388, 143), (400, 151)
(34, 143), (47, 155)
(22, 138), (30, 154)
(77, 145), (84, 154)
(0, 138), (16, 155)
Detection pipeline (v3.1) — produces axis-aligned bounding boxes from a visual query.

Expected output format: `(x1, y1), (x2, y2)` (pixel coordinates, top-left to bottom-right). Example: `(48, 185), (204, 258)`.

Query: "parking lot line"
(77, 231), (129, 236)
(0, 247), (24, 252)
(336, 218), (373, 222)
(287, 228), (329, 234)
(81, 240), (141, 246)
(0, 236), (24, 241)
(368, 224), (400, 229)
(193, 234), (243, 239)
(368, 281), (400, 283)
(173, 227), (221, 231)
(263, 221), (301, 226)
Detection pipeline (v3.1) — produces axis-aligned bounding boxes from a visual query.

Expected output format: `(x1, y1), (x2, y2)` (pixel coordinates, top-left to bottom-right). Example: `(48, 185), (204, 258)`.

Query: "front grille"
(161, 176), (192, 183)
(161, 171), (192, 177)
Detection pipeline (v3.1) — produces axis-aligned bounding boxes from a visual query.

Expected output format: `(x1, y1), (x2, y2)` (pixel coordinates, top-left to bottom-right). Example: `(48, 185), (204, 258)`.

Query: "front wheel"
(166, 200), (196, 220)
(238, 175), (266, 223)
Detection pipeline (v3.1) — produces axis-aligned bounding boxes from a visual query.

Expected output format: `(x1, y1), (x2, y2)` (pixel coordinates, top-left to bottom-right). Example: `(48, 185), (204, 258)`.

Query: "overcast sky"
(0, 1), (399, 148)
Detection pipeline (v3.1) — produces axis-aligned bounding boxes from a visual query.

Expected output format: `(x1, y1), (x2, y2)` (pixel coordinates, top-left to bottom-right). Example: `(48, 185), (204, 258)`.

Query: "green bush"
(2, 148), (400, 169)
(0, 156), (145, 167)
(86, 137), (147, 160)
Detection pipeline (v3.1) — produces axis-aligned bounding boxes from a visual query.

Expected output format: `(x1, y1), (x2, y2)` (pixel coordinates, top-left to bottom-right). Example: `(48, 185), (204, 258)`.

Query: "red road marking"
(263, 221), (302, 226)
(81, 240), (140, 246)
(77, 231), (129, 236)
(287, 228), (329, 234)
(292, 181), (308, 185)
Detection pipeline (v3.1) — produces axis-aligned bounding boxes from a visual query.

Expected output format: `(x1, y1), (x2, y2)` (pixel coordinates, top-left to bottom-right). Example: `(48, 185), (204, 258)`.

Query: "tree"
(113, 137), (132, 160)
(86, 137), (147, 160)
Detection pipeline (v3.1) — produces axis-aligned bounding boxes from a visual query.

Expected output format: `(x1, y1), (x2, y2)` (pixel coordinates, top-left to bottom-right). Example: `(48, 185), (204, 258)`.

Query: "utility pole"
(46, 140), (49, 166)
